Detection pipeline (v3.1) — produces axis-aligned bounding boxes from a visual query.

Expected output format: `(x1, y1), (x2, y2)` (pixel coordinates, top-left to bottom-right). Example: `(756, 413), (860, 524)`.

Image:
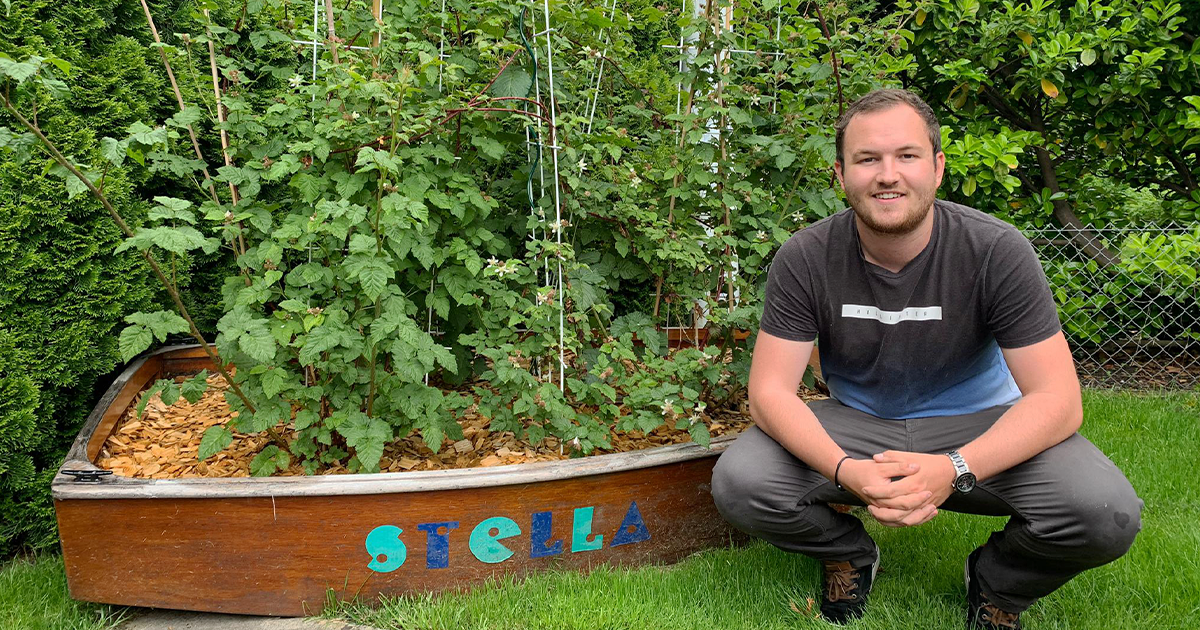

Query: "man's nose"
(875, 157), (900, 184)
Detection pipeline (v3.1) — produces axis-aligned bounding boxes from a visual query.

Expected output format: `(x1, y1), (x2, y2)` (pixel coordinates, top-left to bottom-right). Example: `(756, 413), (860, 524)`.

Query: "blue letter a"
(610, 501), (651, 547)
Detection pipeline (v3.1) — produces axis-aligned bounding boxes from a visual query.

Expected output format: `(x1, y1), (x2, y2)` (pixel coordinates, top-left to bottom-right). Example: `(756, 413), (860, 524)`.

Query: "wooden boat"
(53, 345), (744, 616)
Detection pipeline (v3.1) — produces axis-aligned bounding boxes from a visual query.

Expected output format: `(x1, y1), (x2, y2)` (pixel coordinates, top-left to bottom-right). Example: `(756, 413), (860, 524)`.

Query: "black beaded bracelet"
(833, 455), (852, 491)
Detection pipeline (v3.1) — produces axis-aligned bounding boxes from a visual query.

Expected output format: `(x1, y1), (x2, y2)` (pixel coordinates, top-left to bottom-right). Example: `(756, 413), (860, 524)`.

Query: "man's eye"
(860, 157), (876, 163)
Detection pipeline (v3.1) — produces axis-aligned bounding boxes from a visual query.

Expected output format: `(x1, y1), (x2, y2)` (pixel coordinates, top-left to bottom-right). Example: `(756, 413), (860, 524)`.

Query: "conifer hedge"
(0, 0), (217, 556)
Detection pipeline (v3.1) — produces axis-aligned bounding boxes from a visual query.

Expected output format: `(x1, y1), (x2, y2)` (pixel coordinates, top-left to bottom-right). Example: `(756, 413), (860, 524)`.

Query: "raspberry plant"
(1, 0), (906, 474)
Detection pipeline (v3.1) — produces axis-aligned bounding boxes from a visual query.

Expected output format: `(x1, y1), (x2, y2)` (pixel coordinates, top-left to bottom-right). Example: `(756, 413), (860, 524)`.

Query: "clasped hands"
(837, 451), (957, 528)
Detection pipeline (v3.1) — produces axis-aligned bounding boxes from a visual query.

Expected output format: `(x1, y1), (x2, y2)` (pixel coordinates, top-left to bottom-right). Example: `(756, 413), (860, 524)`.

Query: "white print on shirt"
(840, 304), (943, 325)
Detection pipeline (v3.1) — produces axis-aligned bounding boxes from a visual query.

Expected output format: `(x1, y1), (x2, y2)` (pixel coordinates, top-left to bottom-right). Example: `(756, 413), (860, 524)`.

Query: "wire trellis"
(1024, 222), (1200, 389)
(296, 0), (567, 389)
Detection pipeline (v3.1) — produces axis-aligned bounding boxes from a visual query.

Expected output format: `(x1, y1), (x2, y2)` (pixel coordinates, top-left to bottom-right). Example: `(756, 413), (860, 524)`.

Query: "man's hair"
(834, 89), (942, 164)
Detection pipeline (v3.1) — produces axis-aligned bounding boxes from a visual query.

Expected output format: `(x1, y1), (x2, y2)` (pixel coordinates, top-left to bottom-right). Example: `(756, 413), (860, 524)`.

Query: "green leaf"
(260, 367), (287, 398)
(181, 370), (210, 403)
(337, 411), (391, 472)
(166, 107), (204, 129)
(239, 321), (277, 363)
(471, 136), (506, 160)
(199, 425), (233, 461)
(116, 226), (218, 255)
(159, 382), (181, 406)
(344, 254), (394, 300)
(118, 325), (154, 362)
(490, 64), (532, 99)
(134, 378), (174, 418)
(126, 121), (169, 147)
(689, 422), (711, 448)
(291, 172), (323, 203)
(0, 57), (39, 83)
(294, 409), (319, 431)
(125, 310), (189, 341)
(100, 138), (126, 167)
(416, 414), (445, 454)
(1080, 49), (1097, 66)
(250, 444), (290, 476)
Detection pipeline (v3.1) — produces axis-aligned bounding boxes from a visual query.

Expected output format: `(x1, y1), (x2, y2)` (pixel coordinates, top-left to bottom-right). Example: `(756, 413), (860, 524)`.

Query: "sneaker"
(820, 544), (879, 624)
(965, 548), (1022, 629)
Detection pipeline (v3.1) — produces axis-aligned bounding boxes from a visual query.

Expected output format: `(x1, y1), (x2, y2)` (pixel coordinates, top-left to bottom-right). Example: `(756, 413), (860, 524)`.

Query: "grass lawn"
(0, 555), (128, 630)
(3, 391), (1197, 630)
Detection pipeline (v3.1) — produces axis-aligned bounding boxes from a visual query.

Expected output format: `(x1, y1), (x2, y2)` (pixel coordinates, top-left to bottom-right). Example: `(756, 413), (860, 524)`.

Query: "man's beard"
(848, 186), (935, 236)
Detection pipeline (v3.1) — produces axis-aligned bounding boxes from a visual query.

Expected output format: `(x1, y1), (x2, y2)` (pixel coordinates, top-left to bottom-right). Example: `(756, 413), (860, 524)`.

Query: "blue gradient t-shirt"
(759, 200), (1061, 419)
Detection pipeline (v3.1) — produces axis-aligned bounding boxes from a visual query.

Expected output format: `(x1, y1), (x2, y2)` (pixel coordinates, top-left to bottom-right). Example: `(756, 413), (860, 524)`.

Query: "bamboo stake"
(201, 10), (241, 209)
(138, 0), (220, 206)
(323, 0), (342, 64)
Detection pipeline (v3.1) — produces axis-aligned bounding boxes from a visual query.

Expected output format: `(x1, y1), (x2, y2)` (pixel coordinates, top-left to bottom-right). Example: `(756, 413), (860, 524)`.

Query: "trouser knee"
(711, 455), (824, 539)
(1021, 481), (1143, 566)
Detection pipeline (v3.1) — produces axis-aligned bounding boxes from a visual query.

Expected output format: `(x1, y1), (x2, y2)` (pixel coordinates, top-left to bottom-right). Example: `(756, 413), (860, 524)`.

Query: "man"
(710, 89), (1141, 629)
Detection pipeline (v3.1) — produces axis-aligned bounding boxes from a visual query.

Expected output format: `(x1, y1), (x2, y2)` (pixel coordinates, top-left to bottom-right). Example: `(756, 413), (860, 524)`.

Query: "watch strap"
(946, 449), (970, 477)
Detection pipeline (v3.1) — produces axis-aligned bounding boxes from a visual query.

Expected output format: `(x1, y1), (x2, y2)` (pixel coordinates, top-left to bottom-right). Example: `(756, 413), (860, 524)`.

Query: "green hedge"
(0, 0), (217, 557)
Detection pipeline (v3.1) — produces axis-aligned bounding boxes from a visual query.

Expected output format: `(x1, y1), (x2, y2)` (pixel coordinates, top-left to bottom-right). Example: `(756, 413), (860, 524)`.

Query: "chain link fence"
(1024, 223), (1200, 390)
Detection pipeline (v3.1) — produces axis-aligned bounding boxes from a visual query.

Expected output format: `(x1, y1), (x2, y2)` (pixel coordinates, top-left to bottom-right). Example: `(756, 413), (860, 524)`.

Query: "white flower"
(661, 399), (675, 416)
(577, 158), (587, 174)
(289, 74), (304, 89)
(750, 94), (761, 106)
(488, 258), (522, 277)
(629, 170), (642, 188)
(756, 230), (768, 241)
(350, 111), (360, 120)
(571, 436), (581, 448)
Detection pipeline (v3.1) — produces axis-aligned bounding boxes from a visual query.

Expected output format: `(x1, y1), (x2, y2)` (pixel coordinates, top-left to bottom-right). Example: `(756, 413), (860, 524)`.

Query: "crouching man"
(711, 89), (1141, 629)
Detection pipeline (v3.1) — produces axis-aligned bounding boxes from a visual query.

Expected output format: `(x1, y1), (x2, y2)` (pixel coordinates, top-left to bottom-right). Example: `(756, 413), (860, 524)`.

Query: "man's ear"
(934, 152), (945, 188)
(834, 161), (845, 190)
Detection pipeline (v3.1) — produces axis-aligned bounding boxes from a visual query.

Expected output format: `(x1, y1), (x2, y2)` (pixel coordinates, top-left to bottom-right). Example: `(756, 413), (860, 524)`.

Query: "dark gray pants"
(711, 399), (1142, 612)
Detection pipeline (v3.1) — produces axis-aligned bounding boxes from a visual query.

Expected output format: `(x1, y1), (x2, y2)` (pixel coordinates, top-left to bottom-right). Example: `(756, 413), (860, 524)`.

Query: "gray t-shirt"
(760, 200), (1061, 419)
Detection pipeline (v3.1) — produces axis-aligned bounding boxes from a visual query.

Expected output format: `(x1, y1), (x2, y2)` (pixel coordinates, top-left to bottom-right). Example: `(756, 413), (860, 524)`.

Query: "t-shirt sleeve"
(982, 229), (1062, 348)
(759, 236), (819, 342)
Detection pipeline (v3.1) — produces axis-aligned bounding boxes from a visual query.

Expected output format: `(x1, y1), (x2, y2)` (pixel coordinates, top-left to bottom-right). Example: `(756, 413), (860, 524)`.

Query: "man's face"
(834, 104), (945, 236)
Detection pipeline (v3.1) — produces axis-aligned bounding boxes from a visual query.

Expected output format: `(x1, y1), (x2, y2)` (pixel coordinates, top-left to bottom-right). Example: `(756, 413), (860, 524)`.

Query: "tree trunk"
(1032, 145), (1120, 266)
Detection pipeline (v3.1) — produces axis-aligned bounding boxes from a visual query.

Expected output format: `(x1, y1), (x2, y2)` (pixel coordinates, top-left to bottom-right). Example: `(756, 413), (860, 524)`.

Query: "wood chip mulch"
(97, 372), (826, 480)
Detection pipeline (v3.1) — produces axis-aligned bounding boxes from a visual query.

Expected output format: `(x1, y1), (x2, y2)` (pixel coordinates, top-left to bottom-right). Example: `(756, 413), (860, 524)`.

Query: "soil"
(96, 372), (826, 480)
(1075, 352), (1200, 390)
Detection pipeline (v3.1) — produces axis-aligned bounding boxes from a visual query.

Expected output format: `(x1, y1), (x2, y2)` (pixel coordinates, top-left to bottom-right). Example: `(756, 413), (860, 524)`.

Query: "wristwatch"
(946, 450), (976, 494)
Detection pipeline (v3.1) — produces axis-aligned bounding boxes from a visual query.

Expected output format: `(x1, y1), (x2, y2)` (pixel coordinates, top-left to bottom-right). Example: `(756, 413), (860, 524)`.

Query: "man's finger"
(861, 478), (925, 500)
(867, 505), (910, 528)
(900, 504), (938, 527)
(868, 490), (932, 511)
(872, 450), (909, 463)
(870, 504), (937, 528)
(873, 461), (920, 478)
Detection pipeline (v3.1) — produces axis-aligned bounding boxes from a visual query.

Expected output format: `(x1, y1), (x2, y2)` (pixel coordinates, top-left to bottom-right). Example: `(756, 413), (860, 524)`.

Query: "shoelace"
(823, 561), (862, 602)
(979, 602), (1020, 629)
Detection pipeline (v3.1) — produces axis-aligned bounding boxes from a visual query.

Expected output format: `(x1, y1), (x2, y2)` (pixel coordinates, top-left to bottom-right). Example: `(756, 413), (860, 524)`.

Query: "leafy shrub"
(1043, 228), (1200, 346)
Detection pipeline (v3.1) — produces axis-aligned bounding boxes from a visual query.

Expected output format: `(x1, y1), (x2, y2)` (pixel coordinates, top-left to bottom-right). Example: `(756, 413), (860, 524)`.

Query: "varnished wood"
(55, 346), (747, 616)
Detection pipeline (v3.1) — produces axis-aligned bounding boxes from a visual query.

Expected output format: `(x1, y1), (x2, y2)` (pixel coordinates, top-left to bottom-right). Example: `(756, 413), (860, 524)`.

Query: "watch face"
(954, 473), (977, 494)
